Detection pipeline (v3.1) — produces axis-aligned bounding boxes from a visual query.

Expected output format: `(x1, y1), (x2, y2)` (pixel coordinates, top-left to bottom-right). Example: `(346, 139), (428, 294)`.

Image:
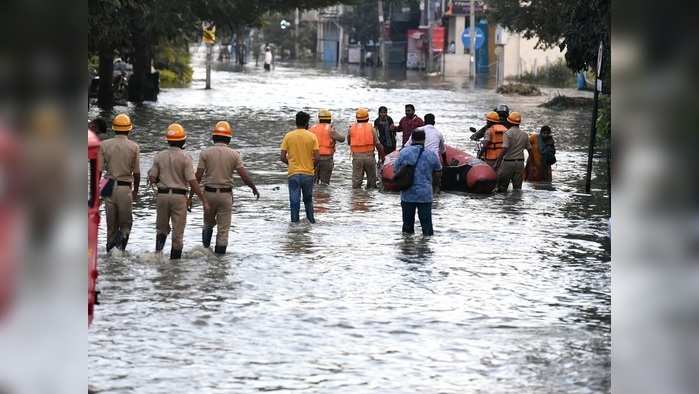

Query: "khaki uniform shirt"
(197, 143), (244, 188)
(502, 126), (532, 160)
(100, 135), (140, 182)
(148, 147), (195, 190)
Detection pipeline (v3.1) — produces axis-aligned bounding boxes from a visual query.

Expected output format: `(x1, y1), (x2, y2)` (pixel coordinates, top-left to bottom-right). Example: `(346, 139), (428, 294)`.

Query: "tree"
(485, 0), (610, 86)
(88, 0), (346, 108)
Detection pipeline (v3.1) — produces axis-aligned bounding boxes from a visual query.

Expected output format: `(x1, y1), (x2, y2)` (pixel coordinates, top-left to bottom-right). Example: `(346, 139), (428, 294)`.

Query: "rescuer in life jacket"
(347, 107), (385, 189)
(470, 104), (510, 141)
(480, 111), (509, 168)
(308, 109), (345, 185)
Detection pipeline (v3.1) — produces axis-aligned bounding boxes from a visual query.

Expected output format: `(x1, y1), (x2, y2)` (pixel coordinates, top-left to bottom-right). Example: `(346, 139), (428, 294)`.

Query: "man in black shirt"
(374, 106), (396, 154)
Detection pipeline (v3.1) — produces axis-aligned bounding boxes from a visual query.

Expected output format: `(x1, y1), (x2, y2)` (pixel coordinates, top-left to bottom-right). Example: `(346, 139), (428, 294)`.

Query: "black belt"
(205, 186), (232, 193)
(116, 181), (132, 186)
(158, 188), (187, 195)
(504, 159), (524, 162)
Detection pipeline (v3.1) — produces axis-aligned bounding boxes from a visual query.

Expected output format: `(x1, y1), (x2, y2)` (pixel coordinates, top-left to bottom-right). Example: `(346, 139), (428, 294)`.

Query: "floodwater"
(88, 49), (610, 393)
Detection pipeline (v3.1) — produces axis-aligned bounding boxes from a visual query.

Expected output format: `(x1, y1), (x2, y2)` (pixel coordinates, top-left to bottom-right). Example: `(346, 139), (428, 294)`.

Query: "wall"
(502, 30), (566, 78)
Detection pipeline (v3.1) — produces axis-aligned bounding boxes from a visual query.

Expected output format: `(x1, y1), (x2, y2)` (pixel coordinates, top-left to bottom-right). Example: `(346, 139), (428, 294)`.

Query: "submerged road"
(88, 52), (610, 393)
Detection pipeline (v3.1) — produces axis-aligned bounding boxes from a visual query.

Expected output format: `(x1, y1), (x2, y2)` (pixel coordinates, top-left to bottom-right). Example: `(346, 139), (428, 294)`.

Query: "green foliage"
(596, 95), (611, 142)
(154, 44), (193, 87)
(485, 0), (610, 79)
(512, 59), (575, 88)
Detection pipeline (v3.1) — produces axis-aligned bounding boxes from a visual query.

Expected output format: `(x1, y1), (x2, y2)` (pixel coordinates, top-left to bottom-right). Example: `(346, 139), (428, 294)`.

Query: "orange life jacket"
(310, 123), (334, 156)
(349, 122), (375, 153)
(484, 124), (508, 160)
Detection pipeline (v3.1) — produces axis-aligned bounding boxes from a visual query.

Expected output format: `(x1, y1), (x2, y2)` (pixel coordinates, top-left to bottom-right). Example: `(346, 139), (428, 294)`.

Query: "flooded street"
(88, 50), (610, 393)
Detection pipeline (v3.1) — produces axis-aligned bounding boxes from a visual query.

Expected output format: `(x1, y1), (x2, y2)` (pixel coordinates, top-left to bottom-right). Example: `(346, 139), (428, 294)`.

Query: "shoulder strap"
(414, 147), (424, 165)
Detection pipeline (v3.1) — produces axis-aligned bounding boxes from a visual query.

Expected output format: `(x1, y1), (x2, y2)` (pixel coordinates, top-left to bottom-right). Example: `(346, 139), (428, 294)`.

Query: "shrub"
(539, 94), (593, 110)
(154, 44), (193, 87)
(497, 83), (542, 96)
(596, 95), (611, 143)
(511, 59), (576, 88)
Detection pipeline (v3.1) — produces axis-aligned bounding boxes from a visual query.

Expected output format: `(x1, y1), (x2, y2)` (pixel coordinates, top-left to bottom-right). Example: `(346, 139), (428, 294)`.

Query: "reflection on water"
(88, 57), (609, 393)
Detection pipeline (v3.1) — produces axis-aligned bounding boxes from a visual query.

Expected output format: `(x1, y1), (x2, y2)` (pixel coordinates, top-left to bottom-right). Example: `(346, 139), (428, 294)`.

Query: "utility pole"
(294, 8), (300, 60)
(585, 41), (604, 194)
(205, 44), (212, 89)
(426, 0), (433, 73)
(378, 0), (385, 68)
(202, 22), (216, 89)
(469, 0), (476, 79)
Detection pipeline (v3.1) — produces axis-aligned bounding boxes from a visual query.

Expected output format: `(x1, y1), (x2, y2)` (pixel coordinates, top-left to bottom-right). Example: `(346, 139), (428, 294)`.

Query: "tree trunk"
(97, 50), (114, 109)
(236, 30), (245, 66)
(128, 30), (148, 103)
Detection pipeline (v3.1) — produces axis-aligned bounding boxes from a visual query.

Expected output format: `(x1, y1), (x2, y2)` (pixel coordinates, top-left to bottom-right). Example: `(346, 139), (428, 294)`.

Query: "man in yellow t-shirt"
(280, 111), (320, 223)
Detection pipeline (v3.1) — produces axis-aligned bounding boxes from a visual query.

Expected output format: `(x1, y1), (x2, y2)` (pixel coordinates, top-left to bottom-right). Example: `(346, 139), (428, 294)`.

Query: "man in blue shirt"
(393, 129), (442, 236)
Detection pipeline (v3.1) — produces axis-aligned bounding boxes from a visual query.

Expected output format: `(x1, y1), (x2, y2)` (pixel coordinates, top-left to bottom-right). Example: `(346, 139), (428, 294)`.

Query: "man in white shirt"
(264, 46), (273, 71)
(406, 113), (446, 192)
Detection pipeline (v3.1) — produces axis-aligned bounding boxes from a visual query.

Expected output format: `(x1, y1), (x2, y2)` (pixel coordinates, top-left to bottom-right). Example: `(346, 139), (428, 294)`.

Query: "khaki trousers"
(352, 154), (377, 189)
(497, 160), (525, 192)
(316, 156), (334, 184)
(105, 185), (133, 243)
(156, 193), (187, 251)
(203, 190), (232, 247)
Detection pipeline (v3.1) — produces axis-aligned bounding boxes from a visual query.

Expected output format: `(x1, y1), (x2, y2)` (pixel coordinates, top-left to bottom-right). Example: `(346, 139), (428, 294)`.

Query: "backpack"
(393, 148), (424, 191)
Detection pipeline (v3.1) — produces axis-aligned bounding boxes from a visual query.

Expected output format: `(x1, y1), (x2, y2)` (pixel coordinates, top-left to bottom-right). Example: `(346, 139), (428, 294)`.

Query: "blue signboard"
(461, 26), (485, 50)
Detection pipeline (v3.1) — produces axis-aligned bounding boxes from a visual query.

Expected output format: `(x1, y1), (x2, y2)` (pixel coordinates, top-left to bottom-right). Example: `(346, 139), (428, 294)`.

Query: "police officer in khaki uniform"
(100, 113), (140, 251)
(148, 123), (208, 259)
(494, 112), (533, 192)
(192, 121), (259, 254)
(347, 107), (385, 189)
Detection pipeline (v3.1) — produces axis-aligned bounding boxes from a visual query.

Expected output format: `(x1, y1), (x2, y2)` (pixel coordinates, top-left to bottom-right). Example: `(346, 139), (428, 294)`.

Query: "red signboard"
(432, 26), (445, 52)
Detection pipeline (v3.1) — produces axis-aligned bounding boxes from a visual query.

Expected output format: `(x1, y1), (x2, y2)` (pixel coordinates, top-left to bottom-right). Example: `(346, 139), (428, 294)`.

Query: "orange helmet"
(356, 107), (369, 121)
(507, 112), (522, 125)
(112, 113), (133, 132)
(212, 121), (233, 137)
(165, 123), (186, 141)
(485, 111), (500, 123)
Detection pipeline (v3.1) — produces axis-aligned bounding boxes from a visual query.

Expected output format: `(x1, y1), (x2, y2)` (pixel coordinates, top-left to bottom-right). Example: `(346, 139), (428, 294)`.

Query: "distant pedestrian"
(407, 113), (446, 192)
(148, 123), (208, 259)
(309, 109), (345, 184)
(280, 111), (319, 223)
(264, 46), (273, 71)
(393, 129), (442, 236)
(396, 104), (424, 147)
(194, 121), (259, 255)
(347, 107), (385, 189)
(524, 125), (556, 182)
(494, 112), (532, 192)
(374, 106), (397, 155)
